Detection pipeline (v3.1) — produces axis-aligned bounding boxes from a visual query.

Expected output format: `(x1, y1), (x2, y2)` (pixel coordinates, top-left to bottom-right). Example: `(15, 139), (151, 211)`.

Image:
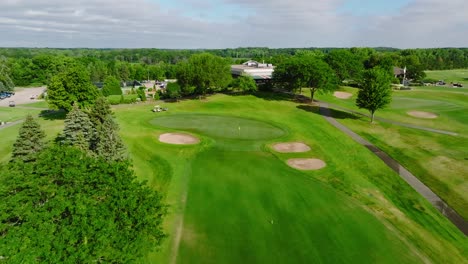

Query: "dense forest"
(0, 47), (467, 88)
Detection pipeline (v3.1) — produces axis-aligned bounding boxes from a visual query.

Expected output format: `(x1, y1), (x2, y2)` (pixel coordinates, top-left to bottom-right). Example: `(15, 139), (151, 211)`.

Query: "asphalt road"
(0, 87), (46, 107)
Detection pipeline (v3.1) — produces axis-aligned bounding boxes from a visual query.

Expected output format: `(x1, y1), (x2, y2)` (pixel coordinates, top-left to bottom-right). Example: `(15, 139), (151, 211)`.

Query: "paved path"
(321, 101), (458, 136)
(319, 102), (467, 235)
(0, 120), (23, 130)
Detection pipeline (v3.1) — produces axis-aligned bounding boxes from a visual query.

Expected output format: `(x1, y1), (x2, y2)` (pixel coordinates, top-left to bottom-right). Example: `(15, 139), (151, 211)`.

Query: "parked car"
(9, 101), (15, 107)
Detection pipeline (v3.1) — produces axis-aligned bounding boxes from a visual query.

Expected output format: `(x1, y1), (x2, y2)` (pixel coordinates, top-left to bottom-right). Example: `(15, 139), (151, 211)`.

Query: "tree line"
(0, 97), (166, 263)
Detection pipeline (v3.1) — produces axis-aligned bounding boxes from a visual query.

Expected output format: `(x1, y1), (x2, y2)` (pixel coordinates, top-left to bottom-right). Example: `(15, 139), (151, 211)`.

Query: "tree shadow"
(296, 104), (320, 114)
(249, 91), (313, 104)
(327, 108), (360, 120)
(39, 109), (66, 120)
(296, 104), (360, 120)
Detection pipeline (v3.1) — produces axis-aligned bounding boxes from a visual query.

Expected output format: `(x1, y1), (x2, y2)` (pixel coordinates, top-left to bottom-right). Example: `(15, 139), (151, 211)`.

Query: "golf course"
(116, 93), (467, 263)
(1, 90), (467, 263)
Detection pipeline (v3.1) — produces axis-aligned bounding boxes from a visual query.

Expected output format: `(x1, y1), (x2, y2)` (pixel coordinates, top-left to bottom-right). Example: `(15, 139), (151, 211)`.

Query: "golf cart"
(153, 105), (168, 112)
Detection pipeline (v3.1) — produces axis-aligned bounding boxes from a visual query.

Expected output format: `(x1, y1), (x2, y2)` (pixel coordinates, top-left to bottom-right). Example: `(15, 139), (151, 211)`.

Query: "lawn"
(425, 69), (468, 86)
(0, 94), (466, 263)
(0, 106), (42, 122)
(315, 85), (468, 220)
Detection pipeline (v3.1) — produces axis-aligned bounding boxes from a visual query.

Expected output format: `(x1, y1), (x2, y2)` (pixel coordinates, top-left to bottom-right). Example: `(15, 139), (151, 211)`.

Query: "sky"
(0, 0), (467, 49)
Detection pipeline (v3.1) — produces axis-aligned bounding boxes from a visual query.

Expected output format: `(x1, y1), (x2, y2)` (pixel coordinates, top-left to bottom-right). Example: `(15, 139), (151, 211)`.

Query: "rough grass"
(315, 85), (468, 221)
(0, 94), (466, 263)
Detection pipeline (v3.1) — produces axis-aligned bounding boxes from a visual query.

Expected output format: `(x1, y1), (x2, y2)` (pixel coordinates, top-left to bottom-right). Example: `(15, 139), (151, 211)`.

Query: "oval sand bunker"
(159, 133), (200, 145)
(273, 142), (311, 153)
(333, 91), (352, 99)
(287, 158), (326, 171)
(407, 111), (438, 119)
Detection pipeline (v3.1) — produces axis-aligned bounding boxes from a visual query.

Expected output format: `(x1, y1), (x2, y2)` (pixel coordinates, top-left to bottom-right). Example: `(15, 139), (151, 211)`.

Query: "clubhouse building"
(231, 60), (275, 83)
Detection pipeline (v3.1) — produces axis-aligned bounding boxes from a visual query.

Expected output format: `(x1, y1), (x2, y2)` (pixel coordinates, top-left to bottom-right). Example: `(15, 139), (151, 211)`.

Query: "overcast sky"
(0, 0), (467, 49)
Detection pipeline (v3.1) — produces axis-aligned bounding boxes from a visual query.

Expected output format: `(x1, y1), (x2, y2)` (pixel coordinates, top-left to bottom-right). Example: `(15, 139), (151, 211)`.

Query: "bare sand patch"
(159, 133), (200, 145)
(287, 158), (326, 170)
(272, 142), (311, 153)
(407, 111), (438, 119)
(333, 91), (353, 99)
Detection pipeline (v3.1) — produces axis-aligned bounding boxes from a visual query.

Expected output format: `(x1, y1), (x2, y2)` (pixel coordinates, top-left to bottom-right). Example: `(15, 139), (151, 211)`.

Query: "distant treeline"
(0, 47), (467, 87)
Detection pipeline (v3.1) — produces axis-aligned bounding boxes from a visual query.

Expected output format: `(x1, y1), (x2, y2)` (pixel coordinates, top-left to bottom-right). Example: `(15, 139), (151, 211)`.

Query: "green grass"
(0, 94), (467, 263)
(0, 107), (42, 122)
(425, 69), (468, 85)
(315, 85), (468, 221)
(315, 86), (468, 134)
(178, 149), (417, 264)
(107, 94), (138, 104)
(20, 100), (49, 108)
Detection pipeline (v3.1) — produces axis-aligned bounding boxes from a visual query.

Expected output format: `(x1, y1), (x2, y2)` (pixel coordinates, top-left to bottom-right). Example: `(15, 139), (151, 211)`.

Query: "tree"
(88, 97), (127, 161)
(273, 54), (338, 101)
(61, 104), (94, 151)
(176, 53), (232, 96)
(47, 65), (99, 111)
(11, 115), (46, 162)
(95, 116), (127, 162)
(166, 82), (181, 101)
(356, 67), (393, 123)
(0, 56), (15, 91)
(0, 145), (166, 263)
(232, 75), (257, 93)
(325, 49), (364, 82)
(102, 76), (122, 96)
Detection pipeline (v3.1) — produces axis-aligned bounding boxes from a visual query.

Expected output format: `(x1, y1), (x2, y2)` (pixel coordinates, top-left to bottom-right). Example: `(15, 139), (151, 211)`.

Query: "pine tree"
(89, 97), (113, 127)
(96, 116), (127, 162)
(89, 97), (127, 161)
(62, 104), (94, 151)
(11, 115), (46, 162)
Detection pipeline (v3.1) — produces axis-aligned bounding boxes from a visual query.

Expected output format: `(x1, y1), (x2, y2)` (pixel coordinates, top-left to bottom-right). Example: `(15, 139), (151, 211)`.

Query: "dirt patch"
(272, 142), (311, 153)
(333, 91), (353, 99)
(159, 133), (200, 145)
(287, 158), (326, 170)
(407, 111), (438, 119)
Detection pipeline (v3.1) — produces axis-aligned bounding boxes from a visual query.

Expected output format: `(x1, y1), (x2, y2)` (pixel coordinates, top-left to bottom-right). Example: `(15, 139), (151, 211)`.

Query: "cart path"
(321, 101), (458, 136)
(0, 120), (23, 130)
(319, 102), (467, 235)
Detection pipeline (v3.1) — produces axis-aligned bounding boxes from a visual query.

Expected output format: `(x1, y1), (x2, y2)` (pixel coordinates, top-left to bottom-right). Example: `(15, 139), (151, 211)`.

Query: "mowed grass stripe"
(178, 149), (420, 264)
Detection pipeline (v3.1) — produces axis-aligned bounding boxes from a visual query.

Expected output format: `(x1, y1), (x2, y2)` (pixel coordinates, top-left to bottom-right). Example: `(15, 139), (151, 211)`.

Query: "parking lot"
(0, 87), (46, 107)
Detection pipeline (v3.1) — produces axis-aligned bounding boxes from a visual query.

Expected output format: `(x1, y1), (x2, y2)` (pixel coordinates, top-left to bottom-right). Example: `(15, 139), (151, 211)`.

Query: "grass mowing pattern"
(151, 113), (420, 263)
(152, 114), (286, 141)
(178, 149), (418, 264)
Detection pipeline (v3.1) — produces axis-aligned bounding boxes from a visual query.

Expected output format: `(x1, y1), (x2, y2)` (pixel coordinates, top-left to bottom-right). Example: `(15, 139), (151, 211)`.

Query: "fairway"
(152, 113), (419, 263)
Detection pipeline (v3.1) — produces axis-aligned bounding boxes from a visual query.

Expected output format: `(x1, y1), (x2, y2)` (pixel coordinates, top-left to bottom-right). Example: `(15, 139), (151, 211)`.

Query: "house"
(393, 67), (406, 78)
(231, 60), (275, 83)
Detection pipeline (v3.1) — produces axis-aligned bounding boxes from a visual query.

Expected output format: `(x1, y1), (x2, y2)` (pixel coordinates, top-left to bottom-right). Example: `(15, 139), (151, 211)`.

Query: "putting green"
(152, 114), (286, 141)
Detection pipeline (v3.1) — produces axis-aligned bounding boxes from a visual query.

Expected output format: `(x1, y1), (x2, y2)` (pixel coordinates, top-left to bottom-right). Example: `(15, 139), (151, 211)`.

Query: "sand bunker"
(287, 158), (326, 171)
(333, 91), (353, 99)
(407, 111), (438, 119)
(272, 142), (311, 153)
(159, 133), (200, 145)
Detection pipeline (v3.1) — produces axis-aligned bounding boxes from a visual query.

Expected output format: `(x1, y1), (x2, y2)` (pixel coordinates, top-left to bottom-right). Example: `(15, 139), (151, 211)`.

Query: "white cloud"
(0, 0), (466, 48)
